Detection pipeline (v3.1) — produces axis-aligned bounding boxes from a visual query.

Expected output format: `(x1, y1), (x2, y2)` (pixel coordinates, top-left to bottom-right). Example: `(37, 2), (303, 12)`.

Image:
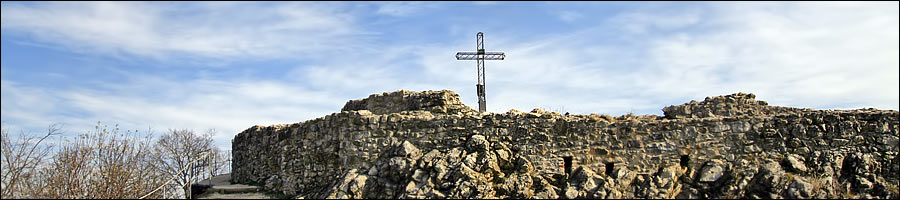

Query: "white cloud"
(2, 76), (351, 149)
(1, 81), (74, 131)
(472, 2), (500, 6)
(0, 2), (363, 61)
(556, 10), (584, 23)
(2, 1), (897, 150)
(611, 8), (702, 35)
(374, 2), (438, 17)
(420, 2), (899, 115)
(686, 2), (899, 109)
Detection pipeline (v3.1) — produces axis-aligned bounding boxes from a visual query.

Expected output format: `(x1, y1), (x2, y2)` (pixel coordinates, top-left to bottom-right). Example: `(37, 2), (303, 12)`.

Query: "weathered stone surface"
(783, 154), (808, 173)
(564, 166), (607, 199)
(747, 161), (787, 199)
(698, 161), (726, 183)
(231, 90), (900, 199)
(323, 169), (368, 199)
(466, 135), (490, 152)
(786, 177), (813, 199)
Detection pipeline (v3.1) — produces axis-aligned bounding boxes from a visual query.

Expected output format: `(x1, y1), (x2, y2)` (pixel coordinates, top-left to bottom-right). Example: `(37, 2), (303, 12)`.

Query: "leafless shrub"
(1, 123), (61, 198)
(152, 128), (219, 199)
(2, 122), (231, 199)
(37, 122), (168, 199)
(210, 148), (232, 178)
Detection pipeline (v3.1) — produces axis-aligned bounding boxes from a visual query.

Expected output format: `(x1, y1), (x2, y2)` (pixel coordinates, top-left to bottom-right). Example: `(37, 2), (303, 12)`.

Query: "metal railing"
(140, 151), (213, 199)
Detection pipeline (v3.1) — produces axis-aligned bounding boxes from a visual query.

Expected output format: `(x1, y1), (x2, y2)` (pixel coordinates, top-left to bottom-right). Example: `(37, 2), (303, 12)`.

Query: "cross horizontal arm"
(455, 52), (506, 60)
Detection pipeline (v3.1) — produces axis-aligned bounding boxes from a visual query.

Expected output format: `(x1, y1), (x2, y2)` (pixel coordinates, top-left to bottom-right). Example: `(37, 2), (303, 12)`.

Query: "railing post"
(188, 160), (193, 199)
(209, 151), (213, 185)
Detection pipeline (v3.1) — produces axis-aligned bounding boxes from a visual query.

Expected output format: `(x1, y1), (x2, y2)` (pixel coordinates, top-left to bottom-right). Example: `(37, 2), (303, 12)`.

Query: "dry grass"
(835, 179), (859, 199)
(885, 183), (900, 196)
(806, 175), (830, 198)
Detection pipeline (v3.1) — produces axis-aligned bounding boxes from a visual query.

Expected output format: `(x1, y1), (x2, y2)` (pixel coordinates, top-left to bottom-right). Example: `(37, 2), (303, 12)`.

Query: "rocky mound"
(321, 135), (555, 199)
(341, 89), (475, 115)
(662, 92), (813, 119)
(232, 89), (900, 199)
(315, 136), (898, 199)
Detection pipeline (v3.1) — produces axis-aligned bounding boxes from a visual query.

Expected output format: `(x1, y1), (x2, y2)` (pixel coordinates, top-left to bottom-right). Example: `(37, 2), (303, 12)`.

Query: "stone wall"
(232, 90), (899, 199)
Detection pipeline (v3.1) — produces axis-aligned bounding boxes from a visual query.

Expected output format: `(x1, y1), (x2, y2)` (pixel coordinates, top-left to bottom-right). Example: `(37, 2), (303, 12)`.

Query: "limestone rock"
(264, 175), (281, 192)
(466, 135), (490, 152)
(565, 166), (606, 199)
(324, 169), (368, 199)
(698, 161), (726, 183)
(785, 177), (813, 199)
(397, 141), (422, 160)
(747, 161), (786, 199)
(783, 154), (808, 173)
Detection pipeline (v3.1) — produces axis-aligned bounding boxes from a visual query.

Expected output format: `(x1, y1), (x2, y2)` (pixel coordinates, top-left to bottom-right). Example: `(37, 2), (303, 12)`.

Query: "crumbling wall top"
(341, 89), (476, 115)
(662, 92), (810, 119)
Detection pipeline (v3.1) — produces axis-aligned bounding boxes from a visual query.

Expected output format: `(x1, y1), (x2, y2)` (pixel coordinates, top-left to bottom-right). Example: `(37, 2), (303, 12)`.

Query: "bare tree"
(213, 149), (232, 176)
(152, 128), (217, 199)
(2, 122), (229, 199)
(38, 122), (168, 199)
(1, 123), (62, 198)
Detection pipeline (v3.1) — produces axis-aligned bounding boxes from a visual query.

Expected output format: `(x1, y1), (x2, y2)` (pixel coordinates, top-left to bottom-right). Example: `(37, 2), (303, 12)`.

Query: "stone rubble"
(232, 89), (900, 199)
(319, 135), (553, 199)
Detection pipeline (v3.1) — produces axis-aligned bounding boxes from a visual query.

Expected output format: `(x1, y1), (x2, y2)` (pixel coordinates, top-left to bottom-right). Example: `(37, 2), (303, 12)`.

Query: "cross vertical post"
(457, 32), (505, 113)
(476, 32), (486, 112)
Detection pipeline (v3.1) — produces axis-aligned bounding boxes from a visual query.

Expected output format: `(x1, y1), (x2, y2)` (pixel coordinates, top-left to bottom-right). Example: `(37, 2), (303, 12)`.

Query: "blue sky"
(2, 1), (898, 150)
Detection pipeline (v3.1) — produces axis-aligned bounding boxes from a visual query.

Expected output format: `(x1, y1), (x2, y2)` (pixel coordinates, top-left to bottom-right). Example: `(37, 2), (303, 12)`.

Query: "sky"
(2, 1), (898, 150)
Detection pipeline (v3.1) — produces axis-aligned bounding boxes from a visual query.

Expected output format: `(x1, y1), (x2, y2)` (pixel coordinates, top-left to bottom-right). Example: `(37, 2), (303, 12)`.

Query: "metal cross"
(456, 32), (505, 112)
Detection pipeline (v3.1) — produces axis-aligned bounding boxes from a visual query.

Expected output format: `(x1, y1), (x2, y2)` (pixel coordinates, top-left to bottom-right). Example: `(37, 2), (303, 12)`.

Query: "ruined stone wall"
(232, 90), (899, 199)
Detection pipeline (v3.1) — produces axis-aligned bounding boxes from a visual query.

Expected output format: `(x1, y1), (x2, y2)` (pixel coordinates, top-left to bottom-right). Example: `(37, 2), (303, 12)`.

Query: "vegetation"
(1, 122), (231, 199)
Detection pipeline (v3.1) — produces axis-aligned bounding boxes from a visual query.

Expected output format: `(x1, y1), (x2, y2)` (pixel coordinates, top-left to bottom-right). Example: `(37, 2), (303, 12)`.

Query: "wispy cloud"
(0, 2), (365, 62)
(1, 80), (91, 132)
(2, 76), (348, 147)
(555, 10), (584, 23)
(472, 2), (500, 6)
(611, 8), (702, 35)
(1, 1), (896, 150)
(374, 2), (439, 17)
(419, 1), (899, 115)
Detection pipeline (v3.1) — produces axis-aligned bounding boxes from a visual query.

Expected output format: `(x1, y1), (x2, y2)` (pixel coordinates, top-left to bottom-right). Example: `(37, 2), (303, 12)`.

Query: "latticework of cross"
(456, 32), (505, 113)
